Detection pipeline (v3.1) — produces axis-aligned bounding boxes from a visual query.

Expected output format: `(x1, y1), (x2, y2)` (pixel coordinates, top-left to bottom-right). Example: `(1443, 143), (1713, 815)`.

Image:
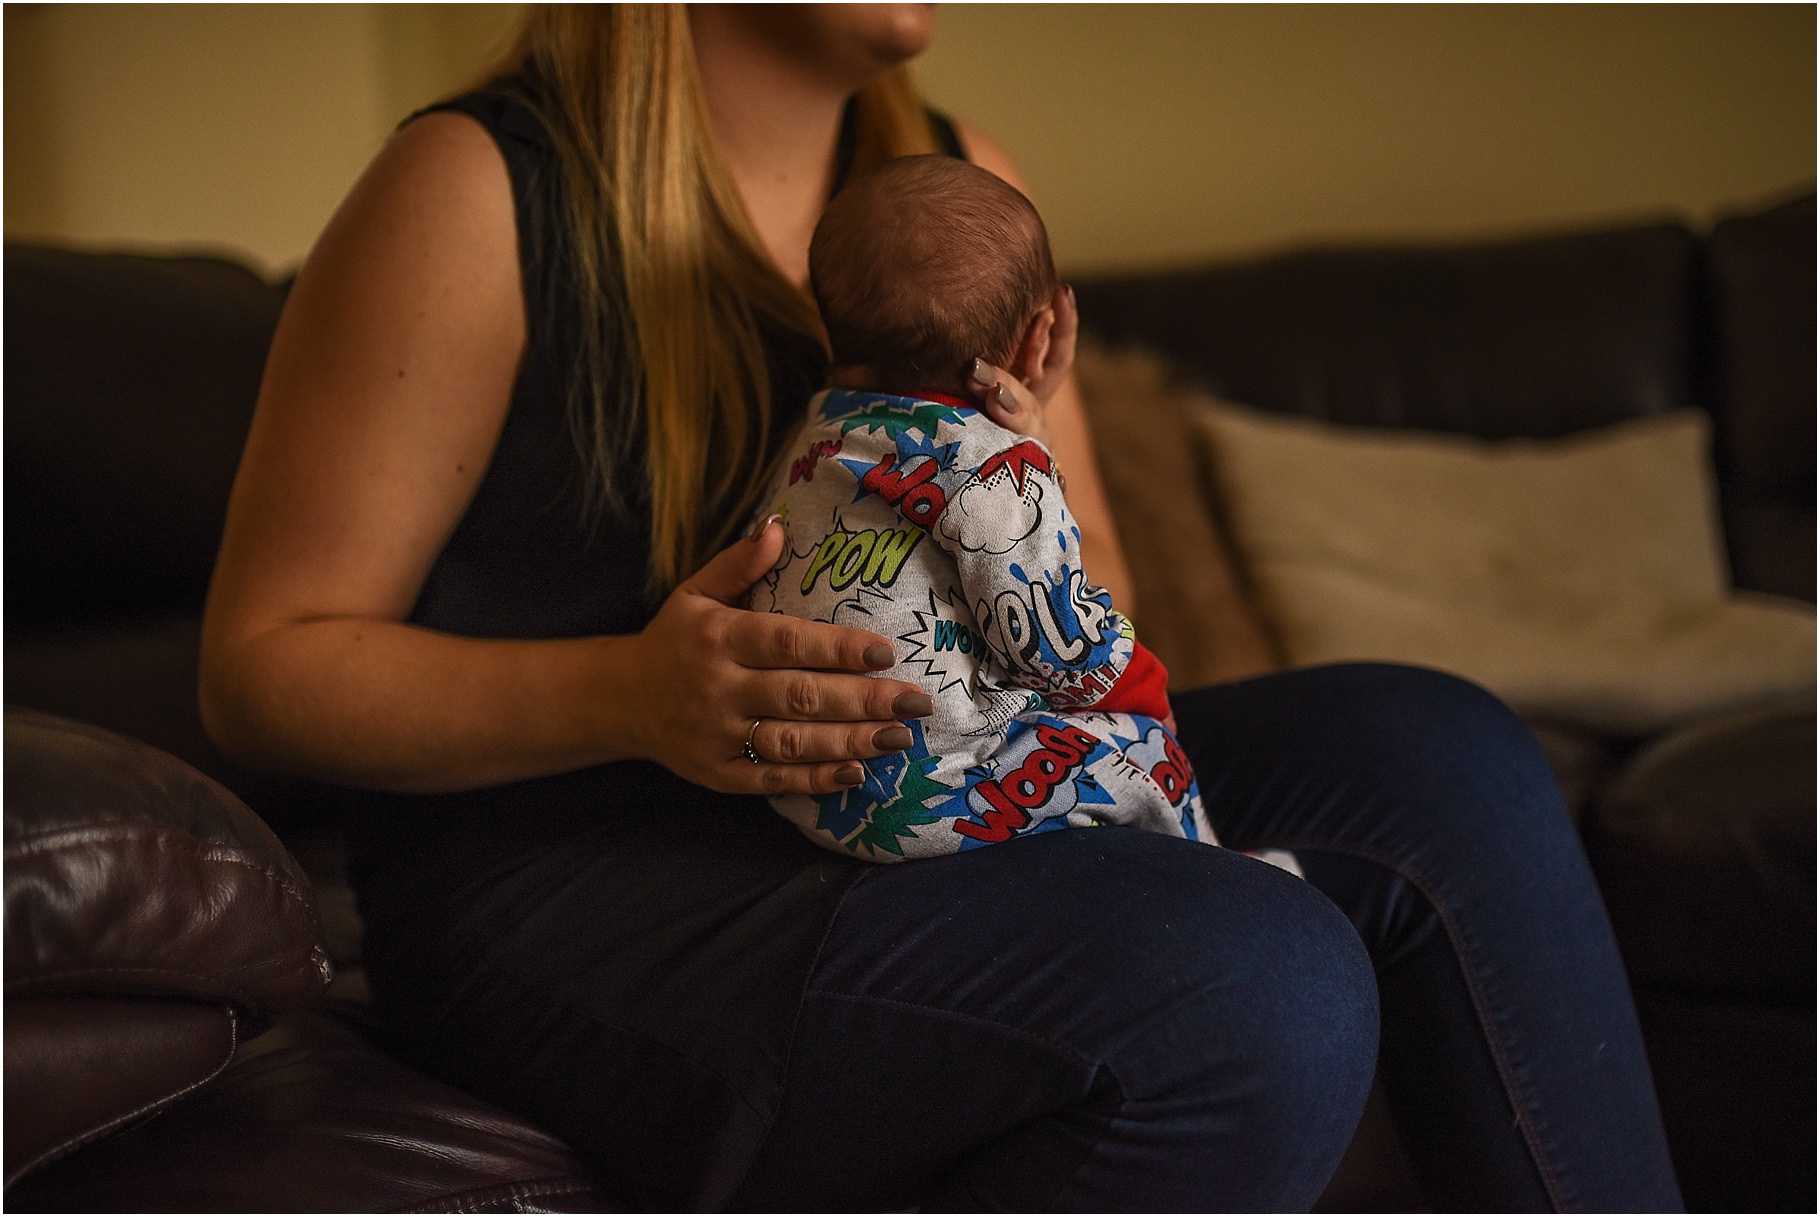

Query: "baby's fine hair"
(810, 154), (1056, 393)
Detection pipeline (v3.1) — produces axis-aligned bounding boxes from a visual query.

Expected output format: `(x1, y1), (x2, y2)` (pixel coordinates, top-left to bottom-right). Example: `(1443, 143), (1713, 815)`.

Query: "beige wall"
(6, 4), (1812, 276)
(4, 3), (520, 275)
(921, 4), (1815, 271)
(9, 4), (379, 275)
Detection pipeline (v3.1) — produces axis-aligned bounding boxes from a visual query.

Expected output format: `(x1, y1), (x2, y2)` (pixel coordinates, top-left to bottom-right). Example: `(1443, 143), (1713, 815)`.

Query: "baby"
(751, 154), (1215, 860)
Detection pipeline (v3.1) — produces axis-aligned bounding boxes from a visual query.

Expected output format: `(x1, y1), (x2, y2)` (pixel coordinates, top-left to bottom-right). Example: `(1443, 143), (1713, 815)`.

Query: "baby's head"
(811, 154), (1057, 398)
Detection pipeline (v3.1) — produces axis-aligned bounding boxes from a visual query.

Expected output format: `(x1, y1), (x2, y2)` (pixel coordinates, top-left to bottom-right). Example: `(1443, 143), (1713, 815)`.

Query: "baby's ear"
(1012, 306), (1055, 387)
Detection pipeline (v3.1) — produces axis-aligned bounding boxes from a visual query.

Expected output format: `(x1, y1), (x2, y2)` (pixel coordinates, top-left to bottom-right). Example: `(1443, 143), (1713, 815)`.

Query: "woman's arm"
(200, 113), (924, 797)
(947, 118), (1138, 614)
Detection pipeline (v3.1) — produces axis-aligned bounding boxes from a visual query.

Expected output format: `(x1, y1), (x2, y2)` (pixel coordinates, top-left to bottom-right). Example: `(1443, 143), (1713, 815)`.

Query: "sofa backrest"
(4, 199), (1810, 818)
(1074, 220), (1703, 438)
(5, 244), (285, 622)
(1702, 194), (1816, 600)
(1075, 195), (1816, 600)
(4, 243), (301, 823)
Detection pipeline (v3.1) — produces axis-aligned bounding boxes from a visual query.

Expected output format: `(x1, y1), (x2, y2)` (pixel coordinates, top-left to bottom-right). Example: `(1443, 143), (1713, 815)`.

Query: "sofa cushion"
(1191, 403), (1816, 734)
(4, 996), (238, 1189)
(4, 708), (331, 1019)
(1073, 340), (1279, 688)
(1585, 699), (1816, 995)
(4, 1008), (626, 1213)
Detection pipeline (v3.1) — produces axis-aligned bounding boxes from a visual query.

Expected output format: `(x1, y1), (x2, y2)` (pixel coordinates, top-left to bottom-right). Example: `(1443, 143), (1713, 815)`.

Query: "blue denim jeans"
(732, 665), (1683, 1211)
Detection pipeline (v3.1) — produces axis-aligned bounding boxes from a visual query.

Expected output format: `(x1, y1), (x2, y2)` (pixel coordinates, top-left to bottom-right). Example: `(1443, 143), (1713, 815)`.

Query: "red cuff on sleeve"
(1092, 639), (1173, 720)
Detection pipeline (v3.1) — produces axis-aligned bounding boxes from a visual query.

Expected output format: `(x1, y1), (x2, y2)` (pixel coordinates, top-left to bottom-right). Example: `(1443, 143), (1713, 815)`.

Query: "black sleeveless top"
(347, 76), (966, 1208)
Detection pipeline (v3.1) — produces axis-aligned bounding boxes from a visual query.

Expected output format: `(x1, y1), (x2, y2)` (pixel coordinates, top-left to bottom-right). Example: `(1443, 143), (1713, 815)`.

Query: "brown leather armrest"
(4, 708), (331, 1017)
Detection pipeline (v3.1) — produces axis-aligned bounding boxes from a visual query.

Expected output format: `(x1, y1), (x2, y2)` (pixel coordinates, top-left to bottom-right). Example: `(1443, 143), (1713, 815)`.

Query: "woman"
(200, 5), (1681, 1210)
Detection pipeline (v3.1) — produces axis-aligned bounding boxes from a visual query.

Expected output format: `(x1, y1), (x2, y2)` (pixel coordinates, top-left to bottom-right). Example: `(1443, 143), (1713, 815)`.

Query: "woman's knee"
(1227, 664), (1594, 929)
(810, 831), (1380, 1208)
(1103, 846), (1379, 1206)
(1306, 663), (1569, 838)
(826, 830), (1377, 1071)
(1040, 836), (1379, 1106)
(1322, 662), (1534, 755)
(1169, 850), (1379, 1097)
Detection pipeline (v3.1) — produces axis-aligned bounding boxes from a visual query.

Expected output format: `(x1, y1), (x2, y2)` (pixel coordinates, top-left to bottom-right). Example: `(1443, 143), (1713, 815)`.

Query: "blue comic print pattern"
(751, 389), (1214, 860)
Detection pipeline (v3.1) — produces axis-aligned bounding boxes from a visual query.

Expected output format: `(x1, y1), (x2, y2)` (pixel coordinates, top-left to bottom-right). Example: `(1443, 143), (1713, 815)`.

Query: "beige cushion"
(1073, 341), (1278, 688)
(1191, 403), (1816, 735)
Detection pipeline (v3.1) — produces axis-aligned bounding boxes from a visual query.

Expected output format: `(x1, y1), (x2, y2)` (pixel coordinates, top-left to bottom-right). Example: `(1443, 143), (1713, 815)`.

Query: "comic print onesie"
(752, 388), (1217, 860)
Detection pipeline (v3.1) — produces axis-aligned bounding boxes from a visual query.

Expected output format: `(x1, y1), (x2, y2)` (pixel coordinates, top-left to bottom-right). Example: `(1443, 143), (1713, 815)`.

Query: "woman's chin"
(733, 3), (937, 84)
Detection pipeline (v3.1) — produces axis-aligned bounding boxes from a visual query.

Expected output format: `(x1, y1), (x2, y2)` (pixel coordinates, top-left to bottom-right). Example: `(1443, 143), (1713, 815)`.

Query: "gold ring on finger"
(742, 718), (764, 765)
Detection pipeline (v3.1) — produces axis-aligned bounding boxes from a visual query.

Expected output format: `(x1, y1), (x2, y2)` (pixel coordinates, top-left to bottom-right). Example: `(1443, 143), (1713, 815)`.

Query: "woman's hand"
(624, 517), (935, 796)
(969, 281), (1078, 447)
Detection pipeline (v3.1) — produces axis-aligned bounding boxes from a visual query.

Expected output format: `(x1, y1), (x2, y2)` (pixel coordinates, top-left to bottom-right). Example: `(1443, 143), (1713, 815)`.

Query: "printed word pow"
(800, 526), (923, 594)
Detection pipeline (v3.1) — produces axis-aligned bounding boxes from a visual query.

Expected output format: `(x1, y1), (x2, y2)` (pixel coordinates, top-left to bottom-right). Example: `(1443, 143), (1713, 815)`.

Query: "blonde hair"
(494, 5), (941, 590)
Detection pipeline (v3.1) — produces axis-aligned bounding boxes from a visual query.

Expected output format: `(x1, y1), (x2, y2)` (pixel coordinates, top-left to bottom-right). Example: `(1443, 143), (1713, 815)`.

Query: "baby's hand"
(968, 357), (1049, 445)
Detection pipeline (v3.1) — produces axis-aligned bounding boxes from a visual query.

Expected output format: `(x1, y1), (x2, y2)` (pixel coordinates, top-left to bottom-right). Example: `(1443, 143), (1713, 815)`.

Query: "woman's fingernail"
(1066, 283), (1077, 309)
(996, 384), (1020, 414)
(873, 725), (914, 751)
(863, 643), (896, 669)
(835, 763), (866, 787)
(747, 513), (781, 542)
(969, 358), (993, 387)
(893, 690), (936, 717)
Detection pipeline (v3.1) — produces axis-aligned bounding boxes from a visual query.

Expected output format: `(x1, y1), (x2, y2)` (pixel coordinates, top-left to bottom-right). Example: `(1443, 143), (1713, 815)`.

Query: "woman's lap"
(733, 828), (1378, 1211)
(743, 662), (1681, 1212)
(365, 663), (1681, 1211)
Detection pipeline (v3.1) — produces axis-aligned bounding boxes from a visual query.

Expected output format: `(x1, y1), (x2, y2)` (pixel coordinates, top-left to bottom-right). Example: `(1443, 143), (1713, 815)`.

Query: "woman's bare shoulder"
(278, 104), (525, 390)
(375, 109), (512, 198)
(306, 109), (517, 279)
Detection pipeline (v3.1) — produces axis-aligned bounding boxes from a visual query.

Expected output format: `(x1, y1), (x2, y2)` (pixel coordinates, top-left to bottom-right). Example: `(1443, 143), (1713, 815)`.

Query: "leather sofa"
(6, 191), (1812, 1211)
